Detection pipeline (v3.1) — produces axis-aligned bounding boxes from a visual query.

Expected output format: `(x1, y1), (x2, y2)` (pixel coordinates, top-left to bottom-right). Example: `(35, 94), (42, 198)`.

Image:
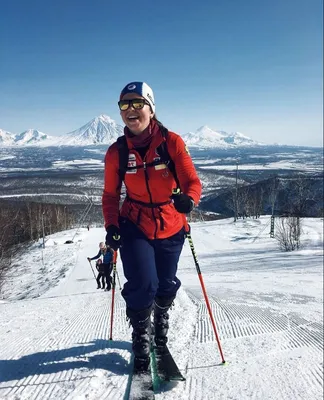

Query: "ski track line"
(0, 296), (91, 359)
(2, 344), (128, 398)
(46, 298), (128, 399)
(219, 301), (285, 339)
(266, 359), (322, 400)
(0, 298), (100, 397)
(298, 363), (323, 400)
(207, 297), (323, 354)
(188, 295), (323, 400)
(184, 375), (209, 400)
(62, 377), (92, 400)
(0, 293), (130, 400)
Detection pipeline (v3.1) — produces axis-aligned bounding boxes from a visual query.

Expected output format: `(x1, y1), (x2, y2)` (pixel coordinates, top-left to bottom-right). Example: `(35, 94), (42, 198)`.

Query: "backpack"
(116, 127), (181, 189)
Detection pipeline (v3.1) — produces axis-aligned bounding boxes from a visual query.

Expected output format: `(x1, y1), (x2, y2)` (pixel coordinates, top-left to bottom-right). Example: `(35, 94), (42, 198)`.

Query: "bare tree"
(0, 200), (75, 293)
(237, 186), (250, 219)
(290, 176), (315, 217)
(275, 216), (302, 251)
(246, 186), (263, 219)
(225, 189), (237, 220)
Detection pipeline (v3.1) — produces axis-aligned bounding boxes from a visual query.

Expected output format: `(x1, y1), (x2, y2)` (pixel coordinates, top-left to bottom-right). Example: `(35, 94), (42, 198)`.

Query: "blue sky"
(0, 0), (322, 146)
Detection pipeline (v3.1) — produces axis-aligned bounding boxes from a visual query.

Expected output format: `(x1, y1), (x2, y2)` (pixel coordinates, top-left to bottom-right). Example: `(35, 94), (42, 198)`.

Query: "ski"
(128, 366), (155, 400)
(153, 345), (185, 382)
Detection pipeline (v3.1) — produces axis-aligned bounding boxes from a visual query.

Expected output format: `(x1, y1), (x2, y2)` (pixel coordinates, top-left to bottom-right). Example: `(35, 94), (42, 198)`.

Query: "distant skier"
(87, 242), (113, 290)
(93, 259), (105, 289)
(102, 81), (202, 372)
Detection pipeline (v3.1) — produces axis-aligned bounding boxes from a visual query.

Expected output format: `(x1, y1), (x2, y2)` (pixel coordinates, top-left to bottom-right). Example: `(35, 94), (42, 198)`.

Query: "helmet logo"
(127, 84), (136, 90)
(146, 92), (154, 104)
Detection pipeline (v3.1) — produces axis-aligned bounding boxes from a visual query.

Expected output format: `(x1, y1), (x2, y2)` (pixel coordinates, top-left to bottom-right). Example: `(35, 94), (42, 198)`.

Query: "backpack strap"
(157, 127), (181, 190)
(116, 135), (129, 183)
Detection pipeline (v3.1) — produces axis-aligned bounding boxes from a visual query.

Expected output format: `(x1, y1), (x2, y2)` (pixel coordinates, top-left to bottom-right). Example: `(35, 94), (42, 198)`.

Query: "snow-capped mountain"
(55, 114), (124, 146)
(0, 129), (15, 145)
(0, 128), (55, 146)
(0, 115), (124, 147)
(0, 119), (261, 148)
(182, 126), (262, 148)
(14, 129), (54, 145)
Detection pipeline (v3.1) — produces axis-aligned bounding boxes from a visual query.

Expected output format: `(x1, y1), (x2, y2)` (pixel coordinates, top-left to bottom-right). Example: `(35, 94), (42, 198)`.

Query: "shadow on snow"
(0, 339), (132, 384)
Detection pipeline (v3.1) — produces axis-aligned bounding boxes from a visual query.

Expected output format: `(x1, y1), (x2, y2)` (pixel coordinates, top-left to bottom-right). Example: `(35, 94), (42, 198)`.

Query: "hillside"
(0, 218), (323, 399)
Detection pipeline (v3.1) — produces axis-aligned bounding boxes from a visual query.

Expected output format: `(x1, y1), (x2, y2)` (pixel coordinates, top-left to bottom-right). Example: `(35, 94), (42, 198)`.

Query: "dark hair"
(152, 115), (168, 134)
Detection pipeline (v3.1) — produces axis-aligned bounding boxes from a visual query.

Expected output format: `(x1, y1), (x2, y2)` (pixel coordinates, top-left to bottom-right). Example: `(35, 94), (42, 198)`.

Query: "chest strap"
(126, 195), (171, 208)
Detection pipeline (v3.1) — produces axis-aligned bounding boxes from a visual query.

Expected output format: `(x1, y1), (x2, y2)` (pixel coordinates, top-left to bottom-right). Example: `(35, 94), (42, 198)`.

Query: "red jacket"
(102, 128), (202, 239)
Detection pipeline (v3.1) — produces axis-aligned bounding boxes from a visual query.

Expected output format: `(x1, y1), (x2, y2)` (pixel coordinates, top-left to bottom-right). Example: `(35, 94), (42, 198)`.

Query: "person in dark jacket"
(94, 259), (105, 289)
(88, 242), (114, 290)
(102, 81), (202, 372)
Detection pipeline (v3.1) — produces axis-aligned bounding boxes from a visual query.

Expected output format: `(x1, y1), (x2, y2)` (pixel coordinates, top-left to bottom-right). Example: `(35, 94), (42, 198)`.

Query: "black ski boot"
(153, 296), (175, 348)
(127, 306), (152, 372)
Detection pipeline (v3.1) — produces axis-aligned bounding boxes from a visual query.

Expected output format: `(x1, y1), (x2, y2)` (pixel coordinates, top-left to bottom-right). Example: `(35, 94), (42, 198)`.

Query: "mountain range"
(0, 114), (262, 148)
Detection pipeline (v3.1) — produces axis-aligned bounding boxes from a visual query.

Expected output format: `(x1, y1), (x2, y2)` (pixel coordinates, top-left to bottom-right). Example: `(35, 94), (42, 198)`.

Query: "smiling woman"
(118, 82), (155, 135)
(102, 81), (202, 373)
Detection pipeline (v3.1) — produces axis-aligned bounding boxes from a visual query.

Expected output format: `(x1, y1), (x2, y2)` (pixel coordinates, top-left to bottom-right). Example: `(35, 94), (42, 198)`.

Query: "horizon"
(1, 112), (324, 148)
(0, 0), (323, 147)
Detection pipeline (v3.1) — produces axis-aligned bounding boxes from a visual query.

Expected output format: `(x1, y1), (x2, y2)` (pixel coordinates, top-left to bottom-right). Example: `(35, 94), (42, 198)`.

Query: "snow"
(0, 129), (15, 145)
(56, 115), (124, 146)
(0, 115), (124, 147)
(0, 119), (263, 148)
(199, 160), (323, 172)
(182, 126), (262, 148)
(52, 159), (103, 169)
(0, 217), (323, 399)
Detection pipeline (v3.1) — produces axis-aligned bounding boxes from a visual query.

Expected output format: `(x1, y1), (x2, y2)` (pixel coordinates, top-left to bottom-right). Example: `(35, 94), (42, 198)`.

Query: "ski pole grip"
(172, 188), (181, 196)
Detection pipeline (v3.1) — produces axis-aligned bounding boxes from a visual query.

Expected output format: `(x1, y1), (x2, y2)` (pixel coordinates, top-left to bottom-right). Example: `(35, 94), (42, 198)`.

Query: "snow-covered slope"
(0, 128), (15, 145)
(0, 218), (322, 399)
(182, 125), (262, 148)
(55, 114), (124, 146)
(14, 129), (55, 145)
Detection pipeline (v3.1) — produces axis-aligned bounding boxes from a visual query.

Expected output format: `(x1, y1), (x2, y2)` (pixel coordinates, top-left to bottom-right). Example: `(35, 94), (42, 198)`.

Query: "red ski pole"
(109, 250), (118, 340)
(185, 227), (226, 364)
(172, 188), (226, 364)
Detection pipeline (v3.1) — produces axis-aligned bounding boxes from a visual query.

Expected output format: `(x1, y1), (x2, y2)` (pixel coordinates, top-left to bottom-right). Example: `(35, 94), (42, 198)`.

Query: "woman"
(102, 81), (202, 372)
(87, 242), (113, 291)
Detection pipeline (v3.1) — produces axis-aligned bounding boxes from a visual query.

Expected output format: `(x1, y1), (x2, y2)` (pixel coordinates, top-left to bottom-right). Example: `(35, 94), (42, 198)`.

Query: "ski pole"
(87, 259), (97, 280)
(186, 226), (226, 364)
(171, 189), (226, 364)
(116, 269), (122, 290)
(109, 250), (118, 340)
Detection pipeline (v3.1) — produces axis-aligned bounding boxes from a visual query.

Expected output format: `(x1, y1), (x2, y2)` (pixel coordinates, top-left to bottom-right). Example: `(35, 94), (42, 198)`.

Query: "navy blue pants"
(119, 218), (185, 311)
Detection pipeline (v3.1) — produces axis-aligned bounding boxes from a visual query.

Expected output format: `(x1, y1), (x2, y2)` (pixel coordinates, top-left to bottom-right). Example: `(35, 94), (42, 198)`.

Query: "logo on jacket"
(154, 157), (167, 170)
(127, 153), (137, 174)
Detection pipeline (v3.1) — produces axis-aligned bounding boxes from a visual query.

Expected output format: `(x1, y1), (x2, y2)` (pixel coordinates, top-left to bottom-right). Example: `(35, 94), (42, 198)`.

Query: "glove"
(171, 193), (194, 214)
(105, 225), (121, 251)
(87, 257), (91, 262)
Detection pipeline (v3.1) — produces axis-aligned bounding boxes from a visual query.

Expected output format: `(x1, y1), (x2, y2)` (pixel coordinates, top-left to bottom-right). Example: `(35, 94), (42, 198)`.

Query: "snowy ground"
(0, 217), (323, 400)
